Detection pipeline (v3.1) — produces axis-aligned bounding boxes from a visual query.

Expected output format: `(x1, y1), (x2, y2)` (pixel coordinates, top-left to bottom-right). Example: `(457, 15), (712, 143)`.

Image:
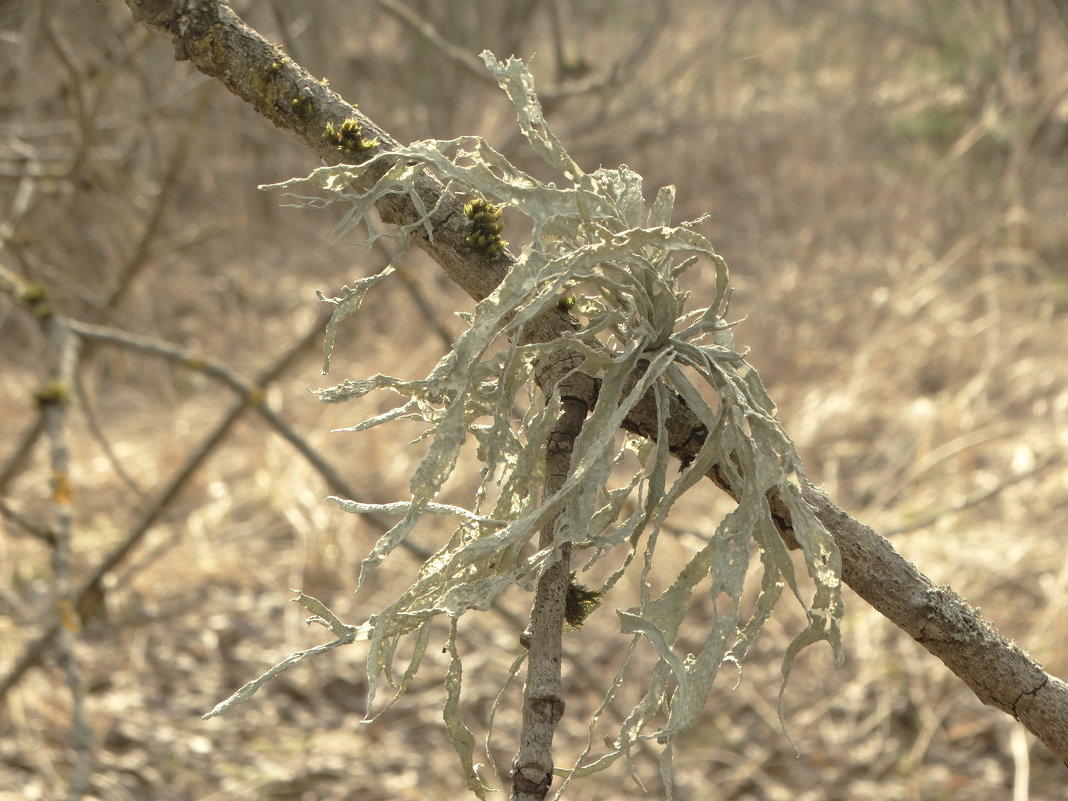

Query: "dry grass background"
(2, 1), (1067, 799)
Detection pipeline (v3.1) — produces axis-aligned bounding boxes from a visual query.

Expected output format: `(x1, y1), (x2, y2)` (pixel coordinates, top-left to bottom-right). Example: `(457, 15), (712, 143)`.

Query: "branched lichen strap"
(511, 389), (587, 801)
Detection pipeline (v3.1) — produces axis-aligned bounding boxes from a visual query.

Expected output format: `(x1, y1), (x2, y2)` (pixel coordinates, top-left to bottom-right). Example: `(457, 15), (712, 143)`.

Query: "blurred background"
(2, 1), (1067, 799)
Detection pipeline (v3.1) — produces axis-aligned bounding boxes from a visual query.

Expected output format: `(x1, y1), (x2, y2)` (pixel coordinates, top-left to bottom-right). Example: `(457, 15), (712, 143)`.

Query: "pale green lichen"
(245, 51), (844, 797)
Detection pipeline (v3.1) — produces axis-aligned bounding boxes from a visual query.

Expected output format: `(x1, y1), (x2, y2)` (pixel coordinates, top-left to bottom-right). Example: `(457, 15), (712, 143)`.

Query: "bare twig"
(38, 305), (92, 800)
(0, 501), (54, 544)
(72, 375), (148, 498)
(539, 0), (672, 106)
(374, 0), (495, 86)
(884, 453), (1061, 536)
(0, 74), (210, 513)
(102, 82), (213, 316)
(0, 308), (327, 700)
(377, 0), (669, 109)
(0, 415), (46, 498)
(39, 6), (94, 179)
(370, 238), (455, 350)
(394, 264), (455, 349)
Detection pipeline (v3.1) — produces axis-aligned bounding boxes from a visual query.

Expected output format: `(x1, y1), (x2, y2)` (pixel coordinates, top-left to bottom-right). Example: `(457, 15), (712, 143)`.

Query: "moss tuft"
(323, 118), (379, 158)
(463, 197), (508, 256)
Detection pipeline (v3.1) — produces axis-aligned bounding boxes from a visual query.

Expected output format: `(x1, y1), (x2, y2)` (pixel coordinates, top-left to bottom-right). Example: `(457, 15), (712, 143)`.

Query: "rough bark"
(512, 391), (588, 801)
(125, 0), (1068, 767)
(801, 487), (1068, 763)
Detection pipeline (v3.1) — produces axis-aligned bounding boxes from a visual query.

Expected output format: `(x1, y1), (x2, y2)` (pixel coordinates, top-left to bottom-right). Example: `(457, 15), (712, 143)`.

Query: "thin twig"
(374, 0), (495, 87)
(0, 415), (46, 498)
(375, 0), (670, 107)
(0, 501), (54, 544)
(0, 311), (327, 700)
(40, 6), (94, 178)
(394, 264), (454, 349)
(371, 238), (454, 349)
(884, 453), (1061, 536)
(39, 313), (92, 801)
(512, 387), (588, 800)
(102, 83), (213, 316)
(73, 374), (148, 498)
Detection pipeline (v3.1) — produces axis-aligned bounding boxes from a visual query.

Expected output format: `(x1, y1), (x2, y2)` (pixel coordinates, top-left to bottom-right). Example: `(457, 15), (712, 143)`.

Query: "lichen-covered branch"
(124, 0), (1068, 766)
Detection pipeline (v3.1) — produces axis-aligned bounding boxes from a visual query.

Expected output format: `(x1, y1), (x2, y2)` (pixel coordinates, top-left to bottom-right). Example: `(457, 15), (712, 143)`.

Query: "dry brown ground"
(2, 2), (1067, 799)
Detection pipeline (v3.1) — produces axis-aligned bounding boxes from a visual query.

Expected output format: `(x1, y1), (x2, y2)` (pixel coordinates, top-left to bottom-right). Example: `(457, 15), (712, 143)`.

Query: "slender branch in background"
(0, 181), (45, 497)
(0, 70), (210, 508)
(393, 265), (455, 350)
(377, 0), (670, 109)
(73, 374), (148, 498)
(374, 0), (497, 87)
(0, 166), (36, 249)
(0, 501), (55, 545)
(547, 0), (568, 82)
(39, 10), (95, 179)
(538, 0), (671, 106)
(0, 308), (538, 712)
(370, 238), (455, 349)
(0, 415), (46, 498)
(0, 303), (326, 699)
(498, 0), (542, 61)
(120, 0), (1068, 765)
(37, 310), (92, 800)
(883, 453), (1061, 537)
(101, 83), (212, 317)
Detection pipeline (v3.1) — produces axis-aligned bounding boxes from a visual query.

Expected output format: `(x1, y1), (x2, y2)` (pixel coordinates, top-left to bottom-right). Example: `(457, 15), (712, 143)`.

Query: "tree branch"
(124, 0), (1068, 765)
(512, 391), (587, 801)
